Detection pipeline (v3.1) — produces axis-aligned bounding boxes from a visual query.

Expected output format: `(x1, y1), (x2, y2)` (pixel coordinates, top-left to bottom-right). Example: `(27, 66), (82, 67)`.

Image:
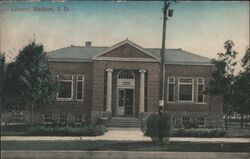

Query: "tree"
(208, 40), (237, 129)
(0, 53), (6, 113)
(12, 41), (58, 126)
(232, 48), (250, 128)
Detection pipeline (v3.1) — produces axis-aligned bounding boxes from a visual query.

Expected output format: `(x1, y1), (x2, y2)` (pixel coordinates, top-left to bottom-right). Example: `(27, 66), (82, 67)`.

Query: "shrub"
(172, 128), (227, 137)
(144, 113), (171, 143)
(27, 124), (108, 136)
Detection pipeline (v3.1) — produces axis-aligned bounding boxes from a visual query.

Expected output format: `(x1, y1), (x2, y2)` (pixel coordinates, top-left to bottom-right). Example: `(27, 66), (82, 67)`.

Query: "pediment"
(92, 40), (159, 61)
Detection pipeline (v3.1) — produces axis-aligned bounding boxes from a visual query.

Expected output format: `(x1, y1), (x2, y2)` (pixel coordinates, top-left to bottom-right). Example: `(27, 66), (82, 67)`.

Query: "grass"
(1, 140), (250, 152)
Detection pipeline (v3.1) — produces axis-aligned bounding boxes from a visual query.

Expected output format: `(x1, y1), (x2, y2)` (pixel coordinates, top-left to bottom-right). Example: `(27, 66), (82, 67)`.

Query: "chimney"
(85, 41), (92, 47)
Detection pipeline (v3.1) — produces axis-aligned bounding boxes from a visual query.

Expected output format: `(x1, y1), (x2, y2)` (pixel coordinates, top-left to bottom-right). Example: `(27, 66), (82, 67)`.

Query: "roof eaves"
(48, 58), (91, 63)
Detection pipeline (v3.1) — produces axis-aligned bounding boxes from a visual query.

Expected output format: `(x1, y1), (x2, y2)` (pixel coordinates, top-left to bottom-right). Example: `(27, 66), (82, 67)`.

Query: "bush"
(172, 128), (227, 137)
(27, 124), (108, 136)
(144, 113), (171, 143)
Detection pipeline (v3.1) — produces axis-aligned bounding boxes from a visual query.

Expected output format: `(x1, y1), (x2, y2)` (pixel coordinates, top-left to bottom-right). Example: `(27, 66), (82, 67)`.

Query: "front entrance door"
(117, 88), (134, 116)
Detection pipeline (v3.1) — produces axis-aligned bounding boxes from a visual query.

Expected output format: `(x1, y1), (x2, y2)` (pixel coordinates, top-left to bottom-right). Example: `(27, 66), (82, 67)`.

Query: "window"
(182, 117), (191, 125)
(59, 114), (67, 124)
(74, 114), (83, 123)
(76, 75), (84, 100)
(57, 75), (73, 100)
(197, 117), (205, 126)
(43, 114), (52, 124)
(197, 78), (205, 103)
(118, 70), (134, 79)
(167, 77), (175, 102)
(172, 117), (177, 126)
(178, 78), (193, 102)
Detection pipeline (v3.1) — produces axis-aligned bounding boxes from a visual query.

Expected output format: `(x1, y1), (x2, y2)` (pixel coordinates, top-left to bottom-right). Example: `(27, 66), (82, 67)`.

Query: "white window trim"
(196, 117), (206, 127)
(182, 117), (191, 125)
(172, 116), (177, 126)
(178, 77), (194, 103)
(59, 114), (67, 124)
(57, 74), (74, 101)
(196, 78), (206, 104)
(74, 114), (83, 124)
(167, 77), (175, 103)
(43, 114), (52, 124)
(76, 75), (84, 101)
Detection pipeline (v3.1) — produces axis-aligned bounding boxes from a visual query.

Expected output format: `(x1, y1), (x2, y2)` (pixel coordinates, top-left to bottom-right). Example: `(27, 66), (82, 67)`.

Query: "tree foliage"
(0, 53), (6, 110)
(2, 42), (58, 125)
(208, 40), (237, 115)
(232, 48), (250, 118)
(14, 41), (58, 106)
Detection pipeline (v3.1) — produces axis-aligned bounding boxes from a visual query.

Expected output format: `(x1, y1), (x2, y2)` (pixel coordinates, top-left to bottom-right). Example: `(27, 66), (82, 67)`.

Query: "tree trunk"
(240, 112), (243, 129)
(225, 114), (228, 130)
(228, 114), (231, 128)
(31, 101), (34, 127)
(245, 114), (248, 128)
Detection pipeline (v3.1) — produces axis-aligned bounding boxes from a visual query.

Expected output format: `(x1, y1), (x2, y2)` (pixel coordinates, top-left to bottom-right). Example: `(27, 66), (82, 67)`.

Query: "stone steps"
(103, 117), (142, 128)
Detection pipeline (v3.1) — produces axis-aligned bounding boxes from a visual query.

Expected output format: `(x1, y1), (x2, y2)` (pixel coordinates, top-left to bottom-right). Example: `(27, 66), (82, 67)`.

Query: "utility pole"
(158, 0), (173, 143)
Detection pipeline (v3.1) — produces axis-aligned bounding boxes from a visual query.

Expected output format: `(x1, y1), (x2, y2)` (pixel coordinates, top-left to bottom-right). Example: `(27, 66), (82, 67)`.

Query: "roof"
(47, 40), (212, 65)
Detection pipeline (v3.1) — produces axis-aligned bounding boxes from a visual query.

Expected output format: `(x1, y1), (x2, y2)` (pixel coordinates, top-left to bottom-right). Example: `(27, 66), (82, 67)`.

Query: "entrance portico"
(105, 69), (146, 117)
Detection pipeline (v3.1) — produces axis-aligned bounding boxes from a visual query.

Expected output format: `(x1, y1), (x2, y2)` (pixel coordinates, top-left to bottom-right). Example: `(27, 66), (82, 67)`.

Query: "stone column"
(139, 70), (146, 113)
(106, 69), (113, 112)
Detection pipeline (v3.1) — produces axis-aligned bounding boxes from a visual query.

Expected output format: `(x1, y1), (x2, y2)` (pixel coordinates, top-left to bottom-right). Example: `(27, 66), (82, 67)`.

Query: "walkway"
(2, 128), (250, 143)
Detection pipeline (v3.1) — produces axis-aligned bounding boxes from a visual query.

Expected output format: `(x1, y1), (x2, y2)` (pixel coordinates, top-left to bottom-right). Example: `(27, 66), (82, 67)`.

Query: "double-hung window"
(76, 75), (84, 101)
(178, 77), (193, 102)
(167, 77), (175, 102)
(197, 117), (206, 126)
(74, 114), (83, 124)
(43, 114), (52, 124)
(197, 78), (205, 103)
(182, 117), (191, 125)
(57, 75), (73, 100)
(59, 114), (67, 124)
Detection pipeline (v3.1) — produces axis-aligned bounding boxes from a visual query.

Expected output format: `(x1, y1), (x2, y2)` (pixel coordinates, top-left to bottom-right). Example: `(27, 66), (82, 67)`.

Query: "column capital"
(106, 68), (113, 73)
(139, 69), (146, 73)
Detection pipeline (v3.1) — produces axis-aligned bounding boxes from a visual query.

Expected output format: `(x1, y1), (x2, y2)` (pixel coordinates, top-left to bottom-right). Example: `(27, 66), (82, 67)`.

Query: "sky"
(0, 1), (249, 64)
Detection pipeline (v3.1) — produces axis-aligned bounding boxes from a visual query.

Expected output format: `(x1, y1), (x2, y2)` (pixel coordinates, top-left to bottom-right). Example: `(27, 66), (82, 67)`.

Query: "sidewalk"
(2, 151), (250, 159)
(2, 129), (250, 143)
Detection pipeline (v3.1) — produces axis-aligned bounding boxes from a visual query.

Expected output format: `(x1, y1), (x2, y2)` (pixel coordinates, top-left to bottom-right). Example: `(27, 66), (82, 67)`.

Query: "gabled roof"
(47, 40), (212, 65)
(92, 39), (159, 61)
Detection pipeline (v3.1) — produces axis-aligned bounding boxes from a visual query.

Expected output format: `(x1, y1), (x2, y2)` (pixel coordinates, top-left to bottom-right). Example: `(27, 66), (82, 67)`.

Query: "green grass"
(1, 140), (250, 152)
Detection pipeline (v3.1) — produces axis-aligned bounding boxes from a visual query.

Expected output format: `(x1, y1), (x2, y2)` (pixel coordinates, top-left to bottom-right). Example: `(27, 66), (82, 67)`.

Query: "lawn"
(2, 140), (250, 152)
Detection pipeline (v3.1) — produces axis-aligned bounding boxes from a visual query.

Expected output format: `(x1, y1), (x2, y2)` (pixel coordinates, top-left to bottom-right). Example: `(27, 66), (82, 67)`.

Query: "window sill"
(166, 102), (207, 105)
(56, 98), (73, 101)
(43, 122), (52, 124)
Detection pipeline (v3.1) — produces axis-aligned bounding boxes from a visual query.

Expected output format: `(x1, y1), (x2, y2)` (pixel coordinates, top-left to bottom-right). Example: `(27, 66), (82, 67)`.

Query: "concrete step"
(103, 117), (142, 128)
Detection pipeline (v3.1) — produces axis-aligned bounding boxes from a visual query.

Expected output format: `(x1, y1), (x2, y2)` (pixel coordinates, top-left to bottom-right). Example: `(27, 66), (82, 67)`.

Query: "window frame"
(76, 75), (84, 101)
(178, 77), (194, 102)
(182, 116), (191, 125)
(43, 114), (52, 124)
(57, 74), (74, 101)
(74, 113), (83, 124)
(196, 117), (206, 127)
(172, 116), (177, 126)
(59, 114), (67, 124)
(197, 78), (206, 104)
(167, 77), (175, 103)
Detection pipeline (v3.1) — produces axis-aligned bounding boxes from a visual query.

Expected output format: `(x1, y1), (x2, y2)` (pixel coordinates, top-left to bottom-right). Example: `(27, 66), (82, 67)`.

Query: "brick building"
(28, 39), (223, 127)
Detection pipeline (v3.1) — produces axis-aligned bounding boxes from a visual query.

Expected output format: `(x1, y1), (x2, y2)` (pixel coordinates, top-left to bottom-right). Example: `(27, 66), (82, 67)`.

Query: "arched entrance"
(116, 70), (135, 116)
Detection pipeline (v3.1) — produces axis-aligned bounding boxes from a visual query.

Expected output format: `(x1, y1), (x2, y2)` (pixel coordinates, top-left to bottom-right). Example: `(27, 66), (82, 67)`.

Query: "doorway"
(117, 88), (134, 116)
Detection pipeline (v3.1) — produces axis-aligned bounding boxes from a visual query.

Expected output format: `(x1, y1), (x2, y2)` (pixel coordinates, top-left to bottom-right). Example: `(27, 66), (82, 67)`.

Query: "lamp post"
(158, 0), (173, 143)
